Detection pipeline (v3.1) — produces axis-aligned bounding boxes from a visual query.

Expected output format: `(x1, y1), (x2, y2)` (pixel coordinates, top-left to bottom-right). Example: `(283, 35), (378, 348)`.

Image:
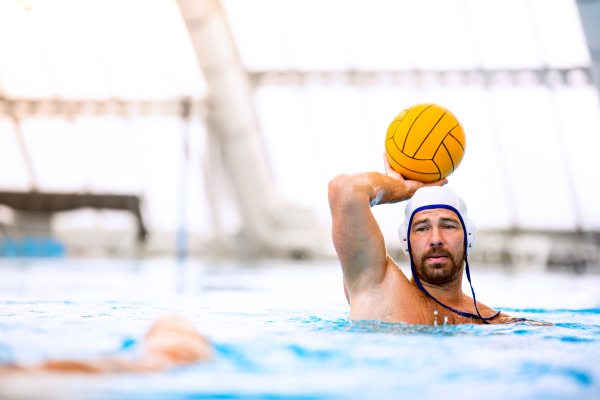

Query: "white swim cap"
(398, 186), (477, 256)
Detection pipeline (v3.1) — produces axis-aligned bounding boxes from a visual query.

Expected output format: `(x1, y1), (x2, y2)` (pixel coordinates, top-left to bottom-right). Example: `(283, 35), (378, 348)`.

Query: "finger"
(388, 169), (406, 182)
(383, 152), (391, 172)
(424, 178), (448, 187)
(404, 178), (447, 196)
(383, 153), (406, 180)
(394, 171), (407, 182)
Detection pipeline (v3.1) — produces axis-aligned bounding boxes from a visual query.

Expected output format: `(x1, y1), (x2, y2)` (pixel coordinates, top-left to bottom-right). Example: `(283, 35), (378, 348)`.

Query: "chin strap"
(407, 205), (501, 324)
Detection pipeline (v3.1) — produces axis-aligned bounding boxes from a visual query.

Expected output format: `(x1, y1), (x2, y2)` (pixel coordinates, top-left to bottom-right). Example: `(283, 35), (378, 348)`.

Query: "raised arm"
(328, 154), (447, 300)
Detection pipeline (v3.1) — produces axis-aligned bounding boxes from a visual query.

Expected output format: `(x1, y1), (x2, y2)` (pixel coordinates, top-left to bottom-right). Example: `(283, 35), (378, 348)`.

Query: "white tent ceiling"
(0, 0), (598, 239)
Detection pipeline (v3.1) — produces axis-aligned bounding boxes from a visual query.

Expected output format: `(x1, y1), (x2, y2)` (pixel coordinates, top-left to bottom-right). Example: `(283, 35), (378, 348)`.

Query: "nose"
(429, 226), (443, 248)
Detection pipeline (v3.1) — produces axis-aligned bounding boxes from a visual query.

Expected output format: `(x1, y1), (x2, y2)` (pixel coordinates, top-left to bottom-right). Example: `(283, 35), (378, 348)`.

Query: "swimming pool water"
(0, 259), (599, 400)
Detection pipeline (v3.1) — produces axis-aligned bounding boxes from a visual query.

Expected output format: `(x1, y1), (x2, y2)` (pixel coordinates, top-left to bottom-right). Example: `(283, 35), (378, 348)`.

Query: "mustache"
(420, 248), (452, 263)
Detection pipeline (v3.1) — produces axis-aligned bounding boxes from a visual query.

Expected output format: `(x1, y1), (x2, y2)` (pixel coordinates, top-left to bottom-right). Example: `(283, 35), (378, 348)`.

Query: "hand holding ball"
(385, 103), (466, 182)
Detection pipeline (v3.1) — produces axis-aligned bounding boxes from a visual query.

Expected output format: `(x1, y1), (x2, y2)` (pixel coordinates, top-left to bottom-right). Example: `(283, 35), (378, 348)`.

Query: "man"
(0, 316), (212, 374)
(328, 154), (518, 325)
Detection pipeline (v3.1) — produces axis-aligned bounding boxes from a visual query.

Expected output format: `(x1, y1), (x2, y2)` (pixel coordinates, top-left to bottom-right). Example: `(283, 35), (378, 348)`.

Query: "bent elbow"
(328, 174), (366, 210)
(328, 174), (349, 196)
(328, 175), (351, 204)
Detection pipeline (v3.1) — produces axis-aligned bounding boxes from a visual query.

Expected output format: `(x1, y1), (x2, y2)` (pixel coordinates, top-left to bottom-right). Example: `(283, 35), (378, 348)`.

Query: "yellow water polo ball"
(385, 103), (466, 182)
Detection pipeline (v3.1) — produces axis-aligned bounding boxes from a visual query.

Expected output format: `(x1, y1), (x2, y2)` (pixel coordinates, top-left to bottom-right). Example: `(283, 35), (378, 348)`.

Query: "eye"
(416, 227), (428, 232)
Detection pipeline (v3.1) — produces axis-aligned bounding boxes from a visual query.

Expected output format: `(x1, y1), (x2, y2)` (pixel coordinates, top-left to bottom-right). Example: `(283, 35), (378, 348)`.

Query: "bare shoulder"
(473, 299), (495, 313)
(350, 256), (408, 302)
(489, 311), (554, 325)
(472, 301), (553, 325)
(470, 299), (513, 324)
(475, 304), (523, 325)
(348, 256), (420, 320)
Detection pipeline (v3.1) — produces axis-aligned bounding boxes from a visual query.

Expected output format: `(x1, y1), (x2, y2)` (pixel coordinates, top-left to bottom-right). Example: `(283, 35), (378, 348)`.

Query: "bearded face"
(409, 209), (466, 286)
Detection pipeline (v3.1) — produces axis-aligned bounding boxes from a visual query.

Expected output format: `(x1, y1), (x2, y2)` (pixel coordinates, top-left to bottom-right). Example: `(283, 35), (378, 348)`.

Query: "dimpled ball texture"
(385, 103), (466, 182)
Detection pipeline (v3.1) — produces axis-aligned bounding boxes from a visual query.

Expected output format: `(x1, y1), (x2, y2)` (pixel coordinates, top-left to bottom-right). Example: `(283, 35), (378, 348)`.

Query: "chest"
(385, 301), (474, 325)
(350, 282), (483, 326)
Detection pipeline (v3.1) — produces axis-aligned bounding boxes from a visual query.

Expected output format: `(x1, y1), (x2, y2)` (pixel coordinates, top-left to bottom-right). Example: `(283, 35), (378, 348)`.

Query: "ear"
(398, 221), (409, 255)
(465, 218), (477, 255)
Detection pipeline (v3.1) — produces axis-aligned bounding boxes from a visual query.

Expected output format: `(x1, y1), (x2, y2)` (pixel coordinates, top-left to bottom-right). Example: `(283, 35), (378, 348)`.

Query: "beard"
(412, 246), (465, 286)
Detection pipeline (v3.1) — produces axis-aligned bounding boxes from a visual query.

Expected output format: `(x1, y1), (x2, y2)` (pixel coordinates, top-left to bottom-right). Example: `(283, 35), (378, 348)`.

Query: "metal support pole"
(175, 0), (323, 257)
(576, 0), (600, 95)
(177, 97), (192, 261)
(4, 100), (39, 191)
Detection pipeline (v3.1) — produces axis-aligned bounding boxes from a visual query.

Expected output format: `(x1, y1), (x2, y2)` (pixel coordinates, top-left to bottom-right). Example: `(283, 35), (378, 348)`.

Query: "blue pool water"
(0, 259), (599, 400)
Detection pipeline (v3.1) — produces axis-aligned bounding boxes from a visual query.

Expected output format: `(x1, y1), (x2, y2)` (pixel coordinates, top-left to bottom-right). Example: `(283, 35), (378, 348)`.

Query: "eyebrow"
(412, 217), (460, 226)
(412, 218), (430, 226)
(440, 218), (460, 224)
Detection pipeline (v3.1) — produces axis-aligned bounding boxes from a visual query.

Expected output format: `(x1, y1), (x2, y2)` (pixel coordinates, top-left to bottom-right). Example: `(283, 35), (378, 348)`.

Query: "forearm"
(328, 172), (410, 208)
(365, 172), (412, 206)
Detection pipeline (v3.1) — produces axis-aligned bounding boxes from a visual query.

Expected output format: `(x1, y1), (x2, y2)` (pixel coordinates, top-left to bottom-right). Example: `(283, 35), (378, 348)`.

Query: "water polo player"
(328, 153), (521, 325)
(0, 316), (213, 374)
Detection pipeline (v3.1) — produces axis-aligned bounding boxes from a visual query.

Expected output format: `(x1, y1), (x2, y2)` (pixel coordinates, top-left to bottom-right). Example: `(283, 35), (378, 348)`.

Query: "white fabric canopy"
(0, 0), (598, 240)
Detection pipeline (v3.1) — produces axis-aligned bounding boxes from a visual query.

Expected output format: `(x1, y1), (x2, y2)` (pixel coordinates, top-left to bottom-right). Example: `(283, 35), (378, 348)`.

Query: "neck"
(411, 271), (465, 305)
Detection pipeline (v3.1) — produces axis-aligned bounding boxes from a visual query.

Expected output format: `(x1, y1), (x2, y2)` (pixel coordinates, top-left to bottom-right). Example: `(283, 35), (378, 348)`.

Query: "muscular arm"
(329, 154), (447, 303)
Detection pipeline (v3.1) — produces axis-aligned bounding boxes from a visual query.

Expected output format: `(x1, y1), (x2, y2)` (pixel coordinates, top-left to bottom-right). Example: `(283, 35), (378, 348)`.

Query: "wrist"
(366, 172), (408, 205)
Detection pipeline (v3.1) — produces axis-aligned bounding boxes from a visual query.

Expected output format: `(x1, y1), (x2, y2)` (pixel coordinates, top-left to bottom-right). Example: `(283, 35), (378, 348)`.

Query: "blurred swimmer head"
(144, 315), (213, 364)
